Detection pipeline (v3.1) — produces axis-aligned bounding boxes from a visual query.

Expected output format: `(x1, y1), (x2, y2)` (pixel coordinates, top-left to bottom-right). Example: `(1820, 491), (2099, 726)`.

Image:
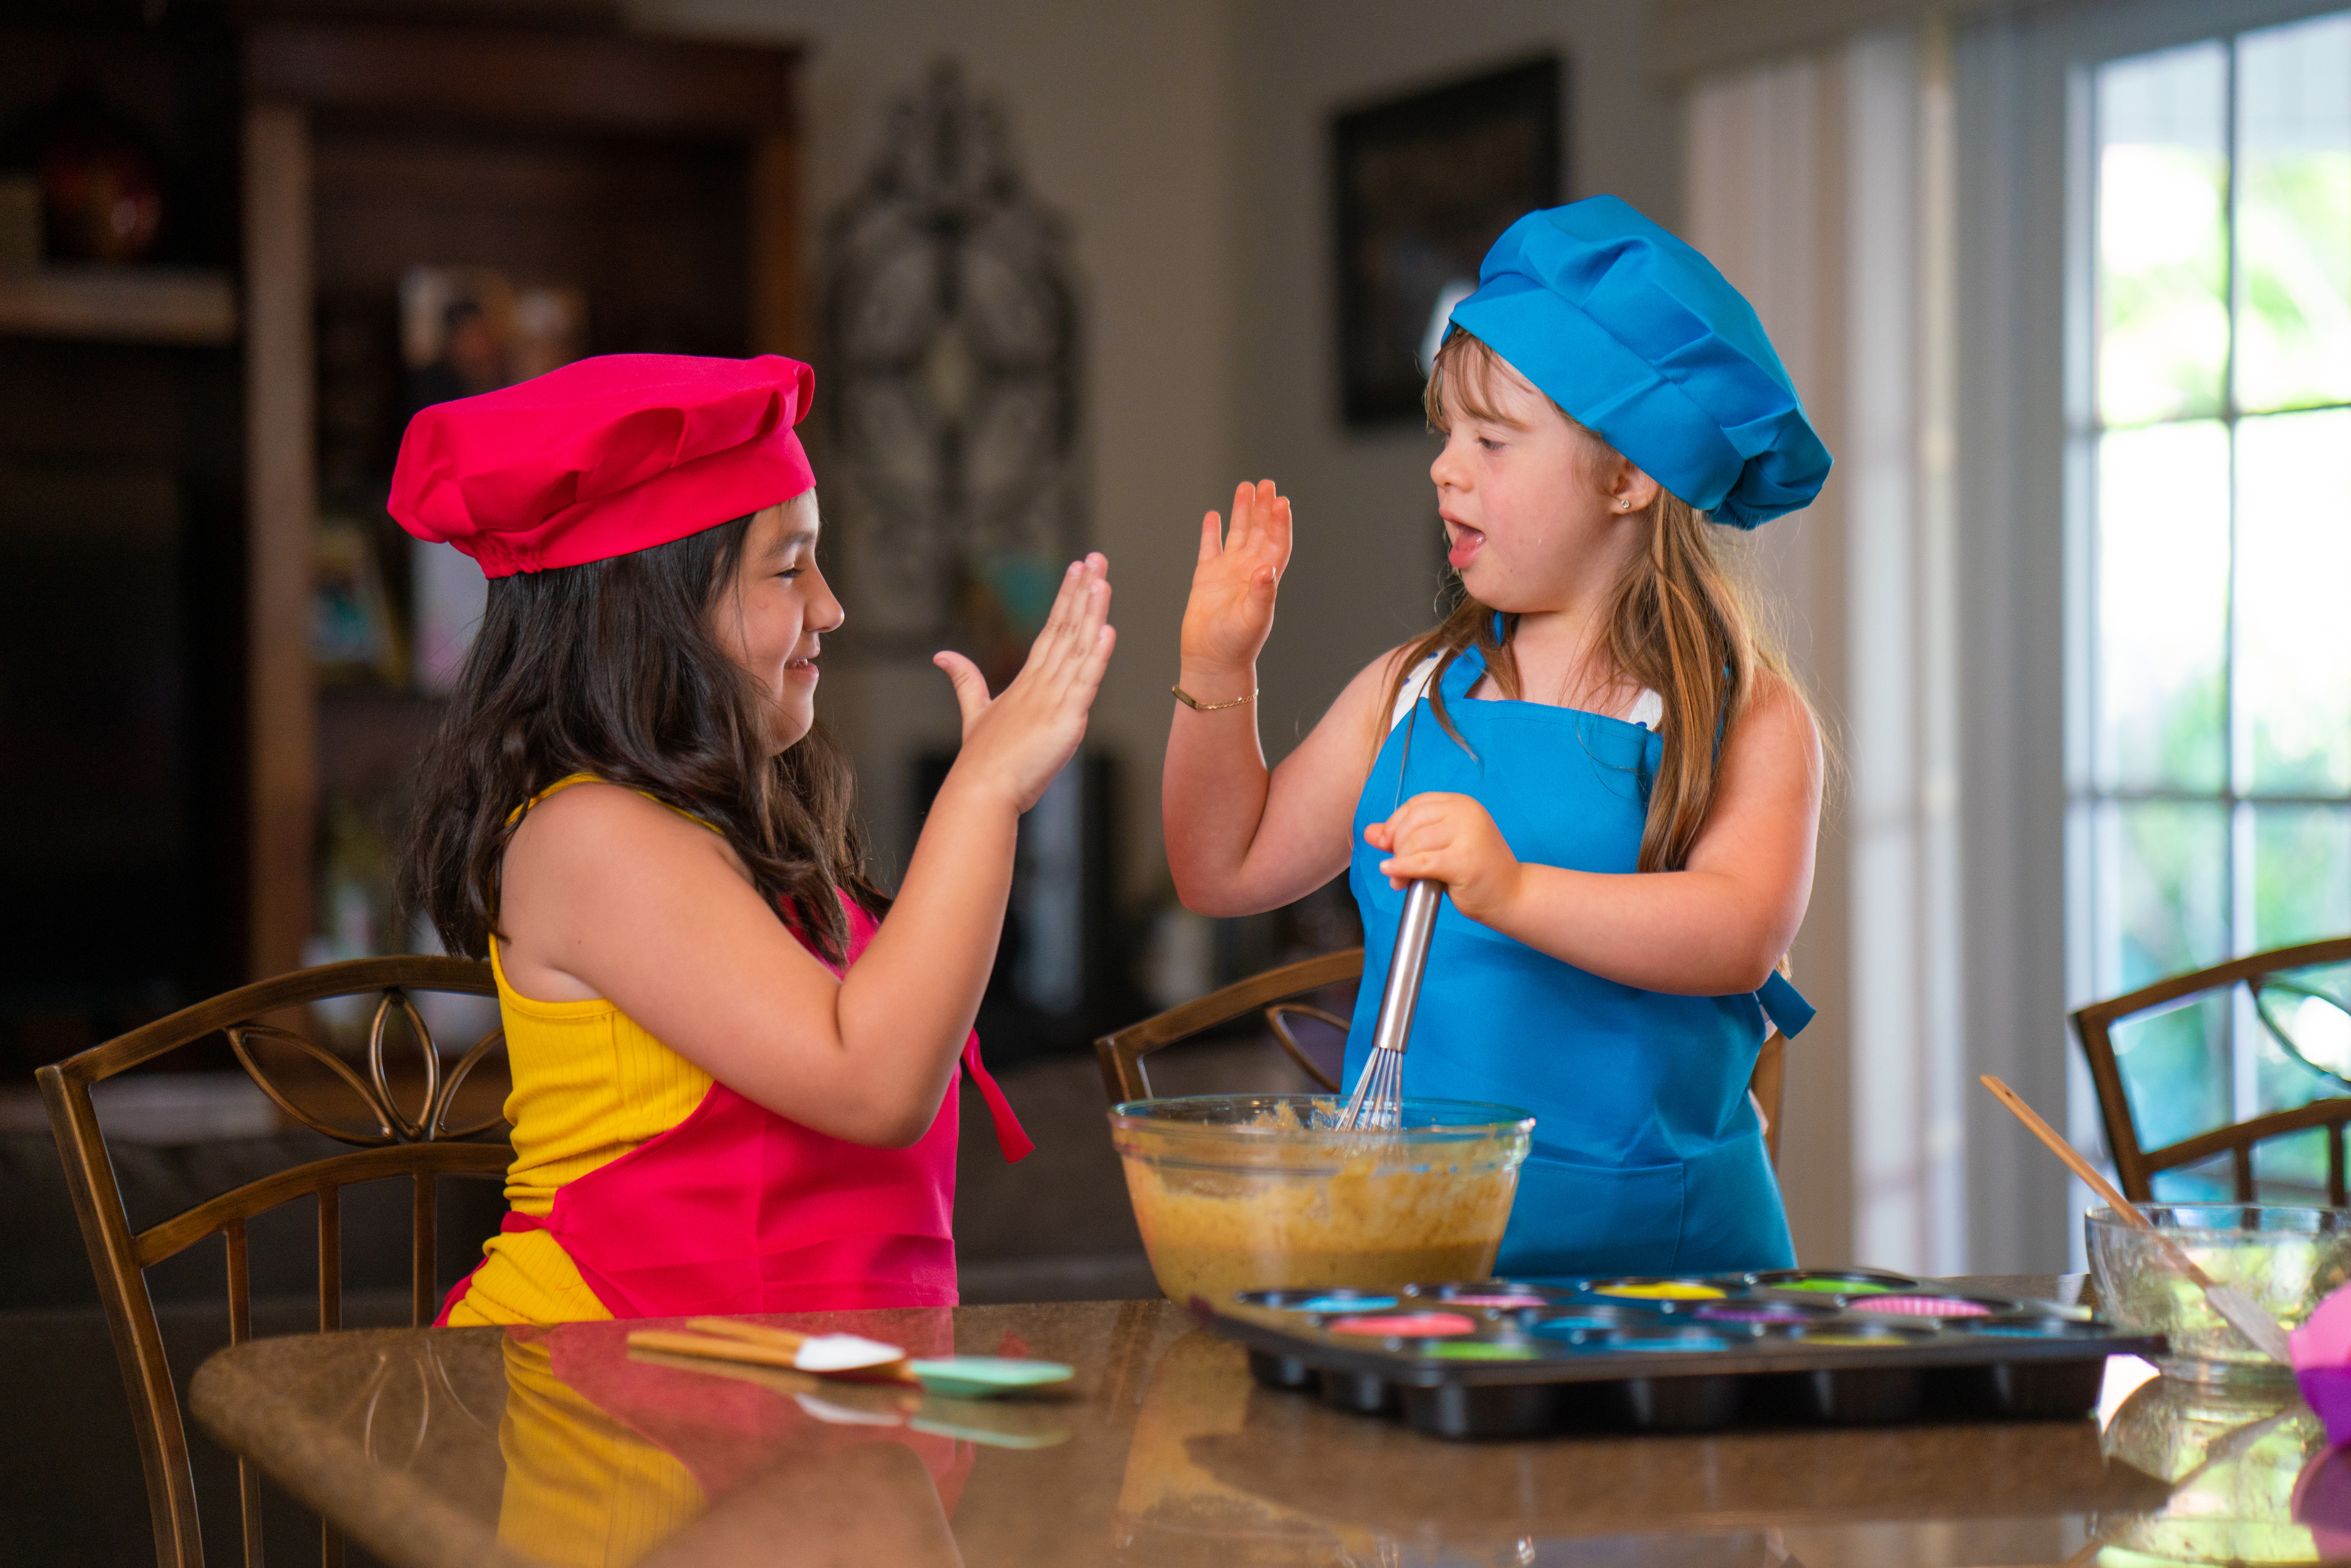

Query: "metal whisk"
(1336, 680), (1441, 1132)
(1335, 877), (1441, 1131)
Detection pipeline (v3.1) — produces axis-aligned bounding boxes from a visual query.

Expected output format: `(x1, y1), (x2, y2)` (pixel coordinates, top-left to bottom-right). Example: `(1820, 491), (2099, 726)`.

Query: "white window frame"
(2064, 6), (2351, 1195)
(1949, 0), (2344, 1271)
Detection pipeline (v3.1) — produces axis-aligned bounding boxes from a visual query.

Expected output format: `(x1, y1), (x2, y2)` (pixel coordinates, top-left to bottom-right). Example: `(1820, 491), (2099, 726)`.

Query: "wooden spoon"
(1979, 1074), (2292, 1367)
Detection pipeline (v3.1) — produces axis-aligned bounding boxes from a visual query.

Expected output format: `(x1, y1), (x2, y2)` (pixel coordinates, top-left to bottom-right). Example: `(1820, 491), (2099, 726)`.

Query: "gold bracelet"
(1172, 683), (1257, 711)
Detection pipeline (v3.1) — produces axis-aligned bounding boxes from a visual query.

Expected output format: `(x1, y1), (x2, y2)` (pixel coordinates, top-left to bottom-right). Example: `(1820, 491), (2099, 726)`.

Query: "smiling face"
(711, 492), (842, 753)
(1426, 338), (1658, 616)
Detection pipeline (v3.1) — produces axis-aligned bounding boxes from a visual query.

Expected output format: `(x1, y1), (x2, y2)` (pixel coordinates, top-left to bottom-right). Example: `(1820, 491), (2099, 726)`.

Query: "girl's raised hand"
(1179, 480), (1293, 678)
(933, 554), (1116, 813)
(1366, 793), (1524, 928)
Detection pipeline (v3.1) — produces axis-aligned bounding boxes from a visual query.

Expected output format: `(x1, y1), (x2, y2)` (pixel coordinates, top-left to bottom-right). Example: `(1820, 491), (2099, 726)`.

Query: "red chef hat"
(388, 353), (817, 577)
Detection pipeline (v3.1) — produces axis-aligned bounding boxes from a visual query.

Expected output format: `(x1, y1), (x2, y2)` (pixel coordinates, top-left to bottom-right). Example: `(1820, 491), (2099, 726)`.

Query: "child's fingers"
(1025, 563), (1079, 661)
(1059, 558), (1110, 644)
(1060, 622), (1117, 714)
(1030, 557), (1099, 666)
(1050, 574), (1111, 672)
(1379, 846), (1451, 888)
(932, 652), (991, 730)
(1027, 563), (1109, 695)
(1239, 479), (1277, 551)
(1224, 483), (1254, 554)
(1048, 580), (1114, 702)
(1266, 492), (1294, 565)
(1378, 803), (1461, 860)
(1198, 510), (1224, 565)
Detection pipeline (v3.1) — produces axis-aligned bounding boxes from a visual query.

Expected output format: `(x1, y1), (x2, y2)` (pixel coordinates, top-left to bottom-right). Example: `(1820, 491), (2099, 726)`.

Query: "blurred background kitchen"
(1, 0), (2345, 1316)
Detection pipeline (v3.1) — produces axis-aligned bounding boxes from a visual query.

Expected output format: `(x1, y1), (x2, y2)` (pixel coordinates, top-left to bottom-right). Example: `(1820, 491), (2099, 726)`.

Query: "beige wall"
(629, 0), (1686, 907)
(1684, 54), (1856, 1270)
(628, 0), (1882, 1261)
(1228, 4), (1875, 1264)
(1227, 0), (1682, 770)
(629, 0), (1239, 901)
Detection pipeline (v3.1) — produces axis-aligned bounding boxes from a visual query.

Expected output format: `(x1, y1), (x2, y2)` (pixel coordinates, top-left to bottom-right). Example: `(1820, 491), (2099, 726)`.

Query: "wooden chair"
(1095, 947), (1792, 1165)
(2073, 935), (2351, 1203)
(35, 958), (512, 1568)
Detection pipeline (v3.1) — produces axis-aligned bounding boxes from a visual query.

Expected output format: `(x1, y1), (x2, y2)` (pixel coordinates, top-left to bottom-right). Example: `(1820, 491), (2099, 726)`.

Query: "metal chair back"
(1094, 947), (1790, 1166)
(35, 957), (512, 1568)
(2072, 936), (2351, 1203)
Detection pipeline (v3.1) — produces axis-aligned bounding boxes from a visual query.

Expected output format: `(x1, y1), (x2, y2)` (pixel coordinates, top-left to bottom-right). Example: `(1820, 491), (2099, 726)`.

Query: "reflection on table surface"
(183, 1290), (2351, 1567)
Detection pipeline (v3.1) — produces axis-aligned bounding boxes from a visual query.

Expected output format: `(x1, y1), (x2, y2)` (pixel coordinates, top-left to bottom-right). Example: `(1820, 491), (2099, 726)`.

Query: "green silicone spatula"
(905, 1356), (1074, 1399)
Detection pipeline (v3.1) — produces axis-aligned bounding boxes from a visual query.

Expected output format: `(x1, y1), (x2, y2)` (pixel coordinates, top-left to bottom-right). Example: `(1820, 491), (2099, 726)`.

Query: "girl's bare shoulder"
(1324, 641), (1430, 739)
(509, 780), (737, 875)
(1729, 667), (1825, 782)
(1744, 667), (1820, 734)
(1341, 640), (1430, 700)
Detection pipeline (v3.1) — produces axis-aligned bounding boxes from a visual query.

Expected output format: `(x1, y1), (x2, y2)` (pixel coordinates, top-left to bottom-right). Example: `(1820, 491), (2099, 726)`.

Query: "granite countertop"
(184, 1274), (2330, 1567)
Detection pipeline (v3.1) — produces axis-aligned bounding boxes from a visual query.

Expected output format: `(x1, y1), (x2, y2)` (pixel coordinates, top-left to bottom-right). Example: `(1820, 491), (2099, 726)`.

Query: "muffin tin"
(1209, 1269), (2161, 1441)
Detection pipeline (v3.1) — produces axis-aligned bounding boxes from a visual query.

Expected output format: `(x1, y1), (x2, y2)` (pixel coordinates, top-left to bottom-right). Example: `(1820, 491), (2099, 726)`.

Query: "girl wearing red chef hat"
(391, 353), (1113, 1325)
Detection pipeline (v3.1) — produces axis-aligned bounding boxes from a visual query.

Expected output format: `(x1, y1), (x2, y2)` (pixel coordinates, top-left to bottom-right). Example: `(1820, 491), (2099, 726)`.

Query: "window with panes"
(2077, 11), (2351, 1196)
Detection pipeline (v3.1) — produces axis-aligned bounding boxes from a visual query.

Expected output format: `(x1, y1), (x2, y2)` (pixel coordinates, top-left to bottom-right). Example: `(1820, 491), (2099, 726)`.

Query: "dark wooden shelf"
(318, 687), (449, 801)
(238, 18), (804, 983)
(0, 267), (237, 346)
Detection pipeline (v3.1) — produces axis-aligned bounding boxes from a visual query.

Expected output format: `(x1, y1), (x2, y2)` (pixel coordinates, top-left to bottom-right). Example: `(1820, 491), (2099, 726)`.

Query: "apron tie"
(1756, 969), (1815, 1039)
(961, 1040), (1034, 1162)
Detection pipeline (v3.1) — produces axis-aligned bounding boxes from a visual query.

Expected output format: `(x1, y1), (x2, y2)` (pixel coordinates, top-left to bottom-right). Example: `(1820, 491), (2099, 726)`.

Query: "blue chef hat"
(1447, 196), (1831, 529)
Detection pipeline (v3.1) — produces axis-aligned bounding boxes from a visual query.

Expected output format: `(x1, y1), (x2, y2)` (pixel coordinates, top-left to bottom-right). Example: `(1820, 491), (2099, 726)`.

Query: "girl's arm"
(1162, 480), (1400, 916)
(1367, 672), (1822, 995)
(497, 556), (1116, 1148)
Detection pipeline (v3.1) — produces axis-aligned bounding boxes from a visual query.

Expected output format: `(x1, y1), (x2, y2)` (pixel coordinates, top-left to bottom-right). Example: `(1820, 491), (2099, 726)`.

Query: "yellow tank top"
(494, 1333), (704, 1564)
(448, 775), (719, 1327)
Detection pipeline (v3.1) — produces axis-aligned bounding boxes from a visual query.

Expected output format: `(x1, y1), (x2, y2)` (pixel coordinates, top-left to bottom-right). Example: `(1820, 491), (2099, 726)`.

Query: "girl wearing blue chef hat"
(1163, 197), (1830, 1277)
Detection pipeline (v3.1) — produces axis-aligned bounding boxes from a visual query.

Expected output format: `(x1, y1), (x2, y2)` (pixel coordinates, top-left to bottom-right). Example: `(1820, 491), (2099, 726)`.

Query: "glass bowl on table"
(1108, 1095), (1534, 1308)
(2087, 1204), (2351, 1382)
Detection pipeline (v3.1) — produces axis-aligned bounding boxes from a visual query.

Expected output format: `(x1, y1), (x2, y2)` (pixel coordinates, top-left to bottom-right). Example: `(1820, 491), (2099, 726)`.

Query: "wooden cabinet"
(0, 16), (802, 1058)
(239, 19), (805, 982)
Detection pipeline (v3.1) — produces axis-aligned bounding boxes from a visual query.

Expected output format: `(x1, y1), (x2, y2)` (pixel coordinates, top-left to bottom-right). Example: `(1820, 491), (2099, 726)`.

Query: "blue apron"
(1341, 645), (1812, 1279)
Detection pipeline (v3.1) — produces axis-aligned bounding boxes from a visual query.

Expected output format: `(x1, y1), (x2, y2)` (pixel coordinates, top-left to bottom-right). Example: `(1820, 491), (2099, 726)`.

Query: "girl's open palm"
(1181, 479), (1293, 673)
(934, 554), (1116, 813)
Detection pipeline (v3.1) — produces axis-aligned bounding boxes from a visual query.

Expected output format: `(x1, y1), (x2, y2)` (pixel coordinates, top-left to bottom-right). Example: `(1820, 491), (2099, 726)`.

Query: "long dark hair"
(403, 514), (884, 965)
(1391, 330), (1808, 873)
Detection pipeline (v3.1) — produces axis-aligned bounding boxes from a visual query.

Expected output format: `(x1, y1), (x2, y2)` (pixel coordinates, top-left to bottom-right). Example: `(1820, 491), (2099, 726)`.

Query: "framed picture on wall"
(1333, 56), (1564, 427)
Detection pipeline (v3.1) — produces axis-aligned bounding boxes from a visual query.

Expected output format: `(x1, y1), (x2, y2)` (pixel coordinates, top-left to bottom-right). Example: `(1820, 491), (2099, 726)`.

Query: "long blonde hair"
(1387, 329), (1805, 874)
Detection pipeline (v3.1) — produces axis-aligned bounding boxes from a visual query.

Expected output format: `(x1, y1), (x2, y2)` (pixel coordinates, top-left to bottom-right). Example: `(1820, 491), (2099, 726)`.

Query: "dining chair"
(36, 957), (512, 1568)
(2072, 935), (2351, 1204)
(1094, 947), (1792, 1166)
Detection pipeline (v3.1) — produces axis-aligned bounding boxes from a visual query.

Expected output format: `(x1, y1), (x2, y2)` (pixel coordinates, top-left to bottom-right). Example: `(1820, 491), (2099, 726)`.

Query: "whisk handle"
(1369, 880), (1442, 1059)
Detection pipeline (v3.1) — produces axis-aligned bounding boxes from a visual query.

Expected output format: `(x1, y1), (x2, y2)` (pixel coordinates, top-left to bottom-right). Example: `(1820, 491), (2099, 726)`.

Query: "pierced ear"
(1610, 462), (1663, 515)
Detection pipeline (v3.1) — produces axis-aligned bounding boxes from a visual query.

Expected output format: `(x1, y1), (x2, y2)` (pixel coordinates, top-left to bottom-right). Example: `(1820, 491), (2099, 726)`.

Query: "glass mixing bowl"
(1108, 1094), (1534, 1307)
(2087, 1204), (2351, 1381)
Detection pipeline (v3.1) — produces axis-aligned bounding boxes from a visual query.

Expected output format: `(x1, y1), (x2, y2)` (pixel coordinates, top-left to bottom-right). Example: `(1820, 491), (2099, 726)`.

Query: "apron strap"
(1756, 969), (1815, 1039)
(961, 1040), (1035, 1163)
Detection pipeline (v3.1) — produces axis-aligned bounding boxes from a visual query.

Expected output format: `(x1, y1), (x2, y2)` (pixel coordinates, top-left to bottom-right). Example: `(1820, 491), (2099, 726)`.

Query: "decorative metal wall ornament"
(818, 59), (1084, 671)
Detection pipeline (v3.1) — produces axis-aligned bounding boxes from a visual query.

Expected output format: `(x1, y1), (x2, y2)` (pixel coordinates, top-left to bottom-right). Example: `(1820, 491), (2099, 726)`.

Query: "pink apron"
(442, 899), (1032, 1322)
